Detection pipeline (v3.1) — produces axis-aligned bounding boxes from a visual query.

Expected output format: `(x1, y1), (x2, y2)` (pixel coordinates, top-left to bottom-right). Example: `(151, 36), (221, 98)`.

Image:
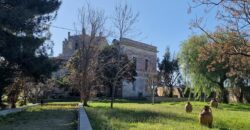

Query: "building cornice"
(120, 38), (158, 53)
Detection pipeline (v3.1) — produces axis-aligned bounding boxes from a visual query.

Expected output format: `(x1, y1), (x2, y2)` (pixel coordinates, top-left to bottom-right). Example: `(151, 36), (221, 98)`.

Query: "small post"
(188, 88), (191, 102)
(40, 99), (44, 106)
(151, 80), (156, 105)
(152, 87), (155, 105)
(204, 93), (206, 102)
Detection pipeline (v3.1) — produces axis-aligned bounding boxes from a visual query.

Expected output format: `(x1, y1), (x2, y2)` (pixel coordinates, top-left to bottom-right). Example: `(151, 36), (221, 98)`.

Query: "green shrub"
(17, 100), (26, 106)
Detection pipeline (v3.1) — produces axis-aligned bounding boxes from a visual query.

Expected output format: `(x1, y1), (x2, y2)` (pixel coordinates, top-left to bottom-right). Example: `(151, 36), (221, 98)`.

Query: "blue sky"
(50, 0), (218, 59)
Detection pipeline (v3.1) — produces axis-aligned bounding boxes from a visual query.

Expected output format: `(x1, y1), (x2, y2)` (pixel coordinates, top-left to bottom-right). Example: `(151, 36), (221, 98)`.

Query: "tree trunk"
(10, 95), (16, 108)
(80, 92), (84, 103)
(0, 88), (3, 108)
(152, 87), (155, 105)
(204, 93), (206, 102)
(239, 88), (244, 103)
(23, 87), (27, 105)
(83, 98), (89, 106)
(11, 102), (16, 108)
(111, 85), (115, 109)
(83, 100), (88, 106)
(35, 94), (38, 104)
(199, 91), (202, 101)
(169, 86), (173, 97)
(80, 90), (90, 107)
(24, 96), (27, 105)
(0, 97), (2, 108)
(109, 85), (113, 97)
(220, 88), (228, 103)
(83, 94), (89, 107)
(22, 79), (27, 105)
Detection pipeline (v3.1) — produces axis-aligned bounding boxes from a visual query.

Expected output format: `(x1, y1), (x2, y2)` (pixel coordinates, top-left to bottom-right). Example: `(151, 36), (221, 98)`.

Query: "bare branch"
(113, 1), (140, 40)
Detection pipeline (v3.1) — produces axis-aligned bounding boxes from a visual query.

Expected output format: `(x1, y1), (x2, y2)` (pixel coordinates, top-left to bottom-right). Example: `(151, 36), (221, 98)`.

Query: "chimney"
(82, 27), (86, 35)
(99, 32), (103, 37)
(68, 32), (70, 38)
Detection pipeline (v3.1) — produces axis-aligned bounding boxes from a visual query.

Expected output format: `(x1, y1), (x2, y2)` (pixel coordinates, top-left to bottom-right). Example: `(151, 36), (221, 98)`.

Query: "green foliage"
(158, 47), (181, 97)
(178, 35), (219, 99)
(16, 100), (26, 106)
(0, 0), (61, 104)
(0, 61), (14, 104)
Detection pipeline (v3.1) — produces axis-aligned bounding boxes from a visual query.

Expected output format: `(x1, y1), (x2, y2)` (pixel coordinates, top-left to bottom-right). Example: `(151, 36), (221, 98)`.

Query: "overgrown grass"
(0, 104), (78, 130)
(85, 101), (250, 130)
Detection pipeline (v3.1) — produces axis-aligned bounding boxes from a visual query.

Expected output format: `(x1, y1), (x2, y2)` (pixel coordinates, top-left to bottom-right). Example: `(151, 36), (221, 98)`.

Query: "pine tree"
(0, 0), (61, 107)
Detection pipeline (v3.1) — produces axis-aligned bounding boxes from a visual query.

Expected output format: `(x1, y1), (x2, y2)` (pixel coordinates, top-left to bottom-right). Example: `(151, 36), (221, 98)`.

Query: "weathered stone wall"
(228, 87), (250, 103)
(55, 36), (157, 98)
(51, 33), (108, 98)
(119, 38), (157, 98)
(156, 86), (183, 98)
(60, 33), (108, 60)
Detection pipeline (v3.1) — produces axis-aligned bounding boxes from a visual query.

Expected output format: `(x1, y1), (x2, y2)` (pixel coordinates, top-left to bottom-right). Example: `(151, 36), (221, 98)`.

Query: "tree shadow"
(0, 106), (77, 130)
(87, 105), (197, 129)
(219, 128), (229, 130)
(92, 98), (161, 104)
(220, 103), (250, 112)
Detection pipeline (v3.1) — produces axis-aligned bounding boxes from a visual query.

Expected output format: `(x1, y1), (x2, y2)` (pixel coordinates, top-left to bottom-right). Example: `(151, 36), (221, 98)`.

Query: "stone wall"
(228, 87), (250, 103)
(59, 32), (108, 60)
(156, 86), (183, 98)
(54, 36), (157, 99)
(117, 38), (157, 98)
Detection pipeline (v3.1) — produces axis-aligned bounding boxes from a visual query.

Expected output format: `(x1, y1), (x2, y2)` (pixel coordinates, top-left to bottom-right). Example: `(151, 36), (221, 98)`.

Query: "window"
(132, 81), (136, 91)
(145, 59), (149, 71)
(132, 57), (137, 69)
(75, 42), (78, 50)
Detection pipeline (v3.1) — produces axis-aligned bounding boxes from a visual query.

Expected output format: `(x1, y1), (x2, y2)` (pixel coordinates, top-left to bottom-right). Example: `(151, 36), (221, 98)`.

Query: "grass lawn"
(85, 100), (250, 130)
(0, 103), (78, 130)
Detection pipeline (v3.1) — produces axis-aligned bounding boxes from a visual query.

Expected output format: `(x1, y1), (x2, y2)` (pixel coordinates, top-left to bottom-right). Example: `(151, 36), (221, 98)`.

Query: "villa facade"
(52, 32), (157, 98)
(114, 38), (158, 98)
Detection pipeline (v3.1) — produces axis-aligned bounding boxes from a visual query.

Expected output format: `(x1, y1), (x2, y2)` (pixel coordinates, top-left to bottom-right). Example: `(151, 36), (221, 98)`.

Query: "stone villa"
(113, 38), (158, 98)
(52, 32), (157, 98)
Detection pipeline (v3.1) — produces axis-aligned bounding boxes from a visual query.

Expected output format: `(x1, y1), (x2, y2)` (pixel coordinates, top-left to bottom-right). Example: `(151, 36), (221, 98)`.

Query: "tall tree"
(113, 1), (139, 40)
(159, 47), (181, 97)
(190, 1), (250, 102)
(179, 33), (250, 103)
(198, 32), (250, 102)
(66, 4), (106, 106)
(0, 0), (61, 107)
(97, 44), (136, 108)
(0, 60), (14, 107)
(178, 35), (222, 101)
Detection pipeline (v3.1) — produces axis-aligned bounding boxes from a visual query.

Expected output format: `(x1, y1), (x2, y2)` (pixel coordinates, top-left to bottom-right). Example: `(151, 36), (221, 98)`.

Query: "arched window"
(75, 42), (78, 50)
(145, 59), (149, 71)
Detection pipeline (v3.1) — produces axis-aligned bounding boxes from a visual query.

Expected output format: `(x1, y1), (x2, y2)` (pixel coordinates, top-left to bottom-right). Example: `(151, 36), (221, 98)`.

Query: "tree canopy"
(158, 47), (181, 97)
(0, 0), (61, 107)
(97, 44), (136, 108)
(179, 33), (250, 103)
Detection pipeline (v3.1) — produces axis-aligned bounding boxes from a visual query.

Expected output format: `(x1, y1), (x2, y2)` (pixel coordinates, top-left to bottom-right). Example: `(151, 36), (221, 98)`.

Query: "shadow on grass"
(219, 128), (230, 130)
(93, 98), (151, 104)
(220, 103), (250, 112)
(92, 98), (191, 105)
(0, 106), (77, 130)
(91, 98), (168, 105)
(86, 105), (196, 130)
